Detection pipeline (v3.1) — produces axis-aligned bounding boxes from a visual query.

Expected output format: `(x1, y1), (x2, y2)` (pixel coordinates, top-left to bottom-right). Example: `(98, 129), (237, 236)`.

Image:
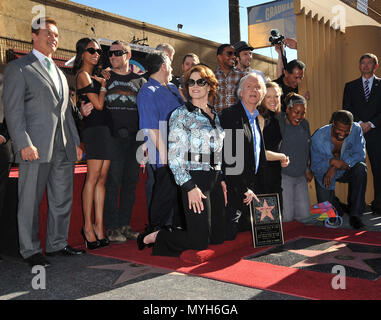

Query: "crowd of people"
(0, 17), (380, 267)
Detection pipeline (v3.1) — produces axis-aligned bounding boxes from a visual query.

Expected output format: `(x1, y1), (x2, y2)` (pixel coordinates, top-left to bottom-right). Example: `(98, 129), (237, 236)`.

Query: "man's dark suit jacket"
(343, 76), (381, 127)
(343, 75), (381, 210)
(219, 101), (266, 209)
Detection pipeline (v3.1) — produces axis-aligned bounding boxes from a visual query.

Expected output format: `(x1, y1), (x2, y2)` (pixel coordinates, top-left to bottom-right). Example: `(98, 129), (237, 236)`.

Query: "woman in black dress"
(258, 82), (289, 208)
(73, 38), (113, 249)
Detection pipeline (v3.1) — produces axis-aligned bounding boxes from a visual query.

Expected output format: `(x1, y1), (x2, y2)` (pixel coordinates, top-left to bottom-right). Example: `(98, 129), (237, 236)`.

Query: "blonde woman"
(258, 82), (289, 208)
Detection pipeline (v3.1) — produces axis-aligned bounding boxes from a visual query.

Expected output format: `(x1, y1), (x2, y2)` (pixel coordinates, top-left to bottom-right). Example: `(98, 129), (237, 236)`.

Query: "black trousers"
(103, 137), (142, 230)
(225, 170), (265, 241)
(149, 166), (179, 229)
(153, 170), (225, 257)
(315, 162), (367, 217)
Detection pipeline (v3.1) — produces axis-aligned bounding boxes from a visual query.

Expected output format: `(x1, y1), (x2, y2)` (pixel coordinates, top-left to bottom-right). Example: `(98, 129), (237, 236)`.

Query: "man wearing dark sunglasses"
(214, 44), (247, 113)
(103, 40), (147, 242)
(108, 49), (129, 57)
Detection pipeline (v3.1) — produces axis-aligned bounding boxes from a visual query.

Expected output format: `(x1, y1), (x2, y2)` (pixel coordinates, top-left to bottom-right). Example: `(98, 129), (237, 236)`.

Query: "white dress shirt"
(359, 76), (376, 128)
(32, 49), (62, 97)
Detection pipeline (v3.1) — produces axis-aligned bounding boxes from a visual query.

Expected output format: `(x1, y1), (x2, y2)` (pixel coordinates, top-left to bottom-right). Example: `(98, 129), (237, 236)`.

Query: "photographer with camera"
(274, 39), (297, 78)
(270, 29), (310, 112)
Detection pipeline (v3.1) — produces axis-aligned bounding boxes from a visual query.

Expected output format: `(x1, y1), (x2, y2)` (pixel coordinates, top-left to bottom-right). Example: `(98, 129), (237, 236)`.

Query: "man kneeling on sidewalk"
(310, 110), (367, 229)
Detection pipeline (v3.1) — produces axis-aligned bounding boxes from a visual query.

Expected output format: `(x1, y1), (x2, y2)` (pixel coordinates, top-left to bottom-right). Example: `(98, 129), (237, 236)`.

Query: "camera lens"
(270, 29), (280, 37)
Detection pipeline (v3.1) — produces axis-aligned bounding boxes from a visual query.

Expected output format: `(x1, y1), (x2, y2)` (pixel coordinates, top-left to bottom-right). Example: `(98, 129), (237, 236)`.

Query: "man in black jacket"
(219, 73), (267, 240)
(343, 53), (381, 215)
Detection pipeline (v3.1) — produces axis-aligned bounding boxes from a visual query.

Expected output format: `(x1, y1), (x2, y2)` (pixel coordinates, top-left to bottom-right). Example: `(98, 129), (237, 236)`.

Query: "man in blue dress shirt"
(219, 73), (267, 239)
(310, 110), (367, 229)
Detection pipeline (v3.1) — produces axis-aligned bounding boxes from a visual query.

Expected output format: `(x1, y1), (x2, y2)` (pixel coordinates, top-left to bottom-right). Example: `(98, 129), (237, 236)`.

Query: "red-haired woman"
(137, 65), (226, 256)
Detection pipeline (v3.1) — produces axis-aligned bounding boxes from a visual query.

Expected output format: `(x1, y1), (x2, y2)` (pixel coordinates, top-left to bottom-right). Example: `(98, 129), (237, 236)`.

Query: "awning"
(10, 49), (72, 68)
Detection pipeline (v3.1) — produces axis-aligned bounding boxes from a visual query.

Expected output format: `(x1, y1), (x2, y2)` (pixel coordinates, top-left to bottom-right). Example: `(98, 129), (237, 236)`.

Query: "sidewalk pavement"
(0, 211), (379, 302)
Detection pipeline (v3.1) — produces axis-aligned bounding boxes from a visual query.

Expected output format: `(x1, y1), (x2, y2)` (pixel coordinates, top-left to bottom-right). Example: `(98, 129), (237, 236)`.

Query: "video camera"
(269, 29), (288, 71)
(269, 29), (285, 46)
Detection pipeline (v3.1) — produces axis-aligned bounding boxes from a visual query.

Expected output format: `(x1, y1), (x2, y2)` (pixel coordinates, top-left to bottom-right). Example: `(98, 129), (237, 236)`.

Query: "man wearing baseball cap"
(233, 41), (267, 84)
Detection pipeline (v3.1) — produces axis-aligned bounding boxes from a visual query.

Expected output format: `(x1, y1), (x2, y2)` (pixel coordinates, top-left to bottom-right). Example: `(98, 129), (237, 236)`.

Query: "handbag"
(310, 201), (343, 228)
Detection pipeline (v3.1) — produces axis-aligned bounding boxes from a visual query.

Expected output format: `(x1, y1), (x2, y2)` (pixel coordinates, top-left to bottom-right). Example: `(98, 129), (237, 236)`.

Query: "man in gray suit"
(2, 17), (85, 267)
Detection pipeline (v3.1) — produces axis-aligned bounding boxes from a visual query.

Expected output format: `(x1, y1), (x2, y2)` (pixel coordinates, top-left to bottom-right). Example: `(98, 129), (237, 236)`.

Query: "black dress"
(77, 79), (116, 160)
(262, 111), (283, 207)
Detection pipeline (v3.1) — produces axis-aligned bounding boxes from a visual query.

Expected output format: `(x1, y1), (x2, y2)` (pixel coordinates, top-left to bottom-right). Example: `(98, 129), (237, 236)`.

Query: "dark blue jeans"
(103, 137), (142, 230)
(315, 162), (367, 217)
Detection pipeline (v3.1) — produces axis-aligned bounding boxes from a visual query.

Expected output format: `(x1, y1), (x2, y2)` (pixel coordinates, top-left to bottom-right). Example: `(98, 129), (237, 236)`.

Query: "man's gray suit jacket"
(2, 52), (80, 163)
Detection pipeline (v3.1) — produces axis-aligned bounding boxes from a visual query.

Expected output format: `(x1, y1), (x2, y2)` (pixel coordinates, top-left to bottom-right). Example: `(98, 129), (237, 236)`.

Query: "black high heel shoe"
(81, 228), (100, 250)
(137, 232), (146, 250)
(137, 230), (155, 250)
(94, 228), (109, 248)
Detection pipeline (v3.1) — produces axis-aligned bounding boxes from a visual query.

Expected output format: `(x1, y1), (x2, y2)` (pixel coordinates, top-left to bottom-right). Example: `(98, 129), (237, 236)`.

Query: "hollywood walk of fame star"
(88, 263), (168, 285)
(289, 242), (381, 273)
(256, 199), (275, 222)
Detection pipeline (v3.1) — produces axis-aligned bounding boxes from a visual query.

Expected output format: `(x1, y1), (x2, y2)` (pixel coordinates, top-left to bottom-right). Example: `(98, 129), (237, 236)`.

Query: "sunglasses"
(86, 47), (102, 55)
(187, 78), (208, 87)
(108, 50), (129, 57)
(225, 51), (235, 57)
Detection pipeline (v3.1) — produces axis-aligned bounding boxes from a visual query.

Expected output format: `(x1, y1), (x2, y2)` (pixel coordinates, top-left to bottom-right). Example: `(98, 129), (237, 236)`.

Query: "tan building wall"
(341, 0), (381, 24)
(0, 0), (276, 77)
(294, 0), (381, 205)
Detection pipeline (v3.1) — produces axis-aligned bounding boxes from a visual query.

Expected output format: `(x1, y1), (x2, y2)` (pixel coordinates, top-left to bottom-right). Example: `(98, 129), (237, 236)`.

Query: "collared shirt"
(32, 49), (62, 96)
(310, 122), (366, 190)
(168, 102), (225, 190)
(214, 67), (247, 113)
(241, 100), (261, 174)
(362, 75), (375, 91)
(137, 77), (184, 169)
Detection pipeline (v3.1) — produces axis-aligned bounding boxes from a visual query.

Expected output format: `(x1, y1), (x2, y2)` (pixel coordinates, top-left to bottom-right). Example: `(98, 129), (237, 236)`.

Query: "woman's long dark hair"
(72, 37), (101, 75)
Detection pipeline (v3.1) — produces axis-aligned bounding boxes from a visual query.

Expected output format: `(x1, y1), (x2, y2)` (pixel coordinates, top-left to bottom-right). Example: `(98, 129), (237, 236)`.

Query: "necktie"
(364, 79), (370, 102)
(45, 58), (61, 97)
(45, 58), (53, 75)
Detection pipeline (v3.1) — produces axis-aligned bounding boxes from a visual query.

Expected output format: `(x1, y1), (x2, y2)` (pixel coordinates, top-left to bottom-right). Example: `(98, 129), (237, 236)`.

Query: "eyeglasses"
(108, 50), (129, 57)
(225, 51), (235, 57)
(187, 78), (208, 87)
(86, 47), (102, 55)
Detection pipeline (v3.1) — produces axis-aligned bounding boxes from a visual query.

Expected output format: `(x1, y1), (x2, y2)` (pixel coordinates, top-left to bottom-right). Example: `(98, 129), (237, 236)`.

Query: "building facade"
(0, 0), (277, 78)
